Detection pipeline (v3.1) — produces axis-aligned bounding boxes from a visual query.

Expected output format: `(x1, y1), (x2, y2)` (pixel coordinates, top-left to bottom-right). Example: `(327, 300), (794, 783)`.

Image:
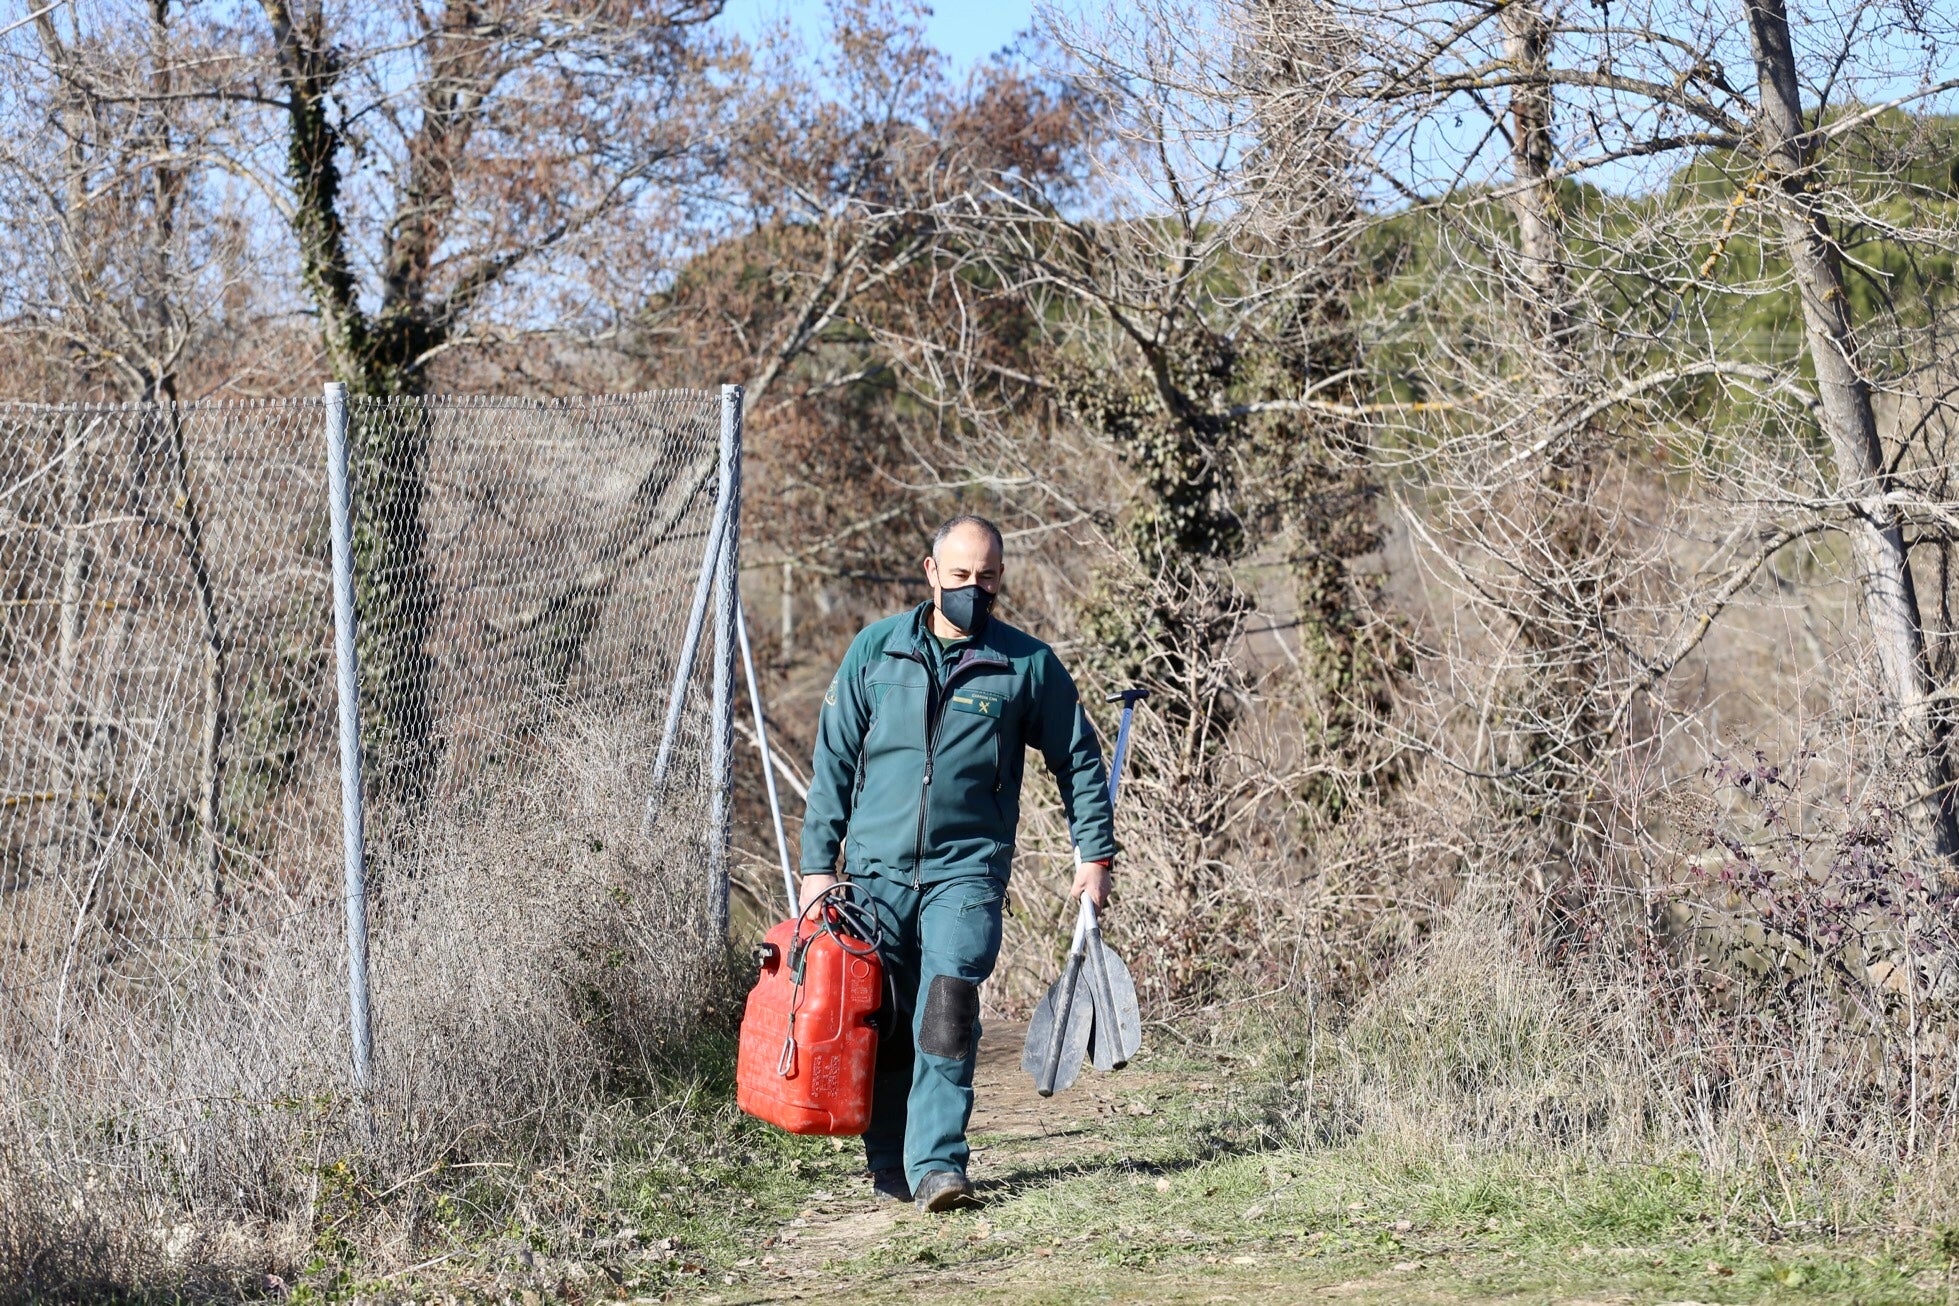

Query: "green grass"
(289, 1031), (1959, 1304)
(820, 1141), (1944, 1303)
(749, 1039), (1952, 1305)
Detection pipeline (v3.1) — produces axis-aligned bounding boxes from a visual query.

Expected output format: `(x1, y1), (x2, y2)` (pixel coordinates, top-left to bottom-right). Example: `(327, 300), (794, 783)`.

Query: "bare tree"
(0, 3), (241, 898)
(246, 0), (724, 802)
(764, 3), (1409, 997)
(1743, 0), (1958, 858)
(631, 0), (1110, 617)
(1253, 0), (1959, 874)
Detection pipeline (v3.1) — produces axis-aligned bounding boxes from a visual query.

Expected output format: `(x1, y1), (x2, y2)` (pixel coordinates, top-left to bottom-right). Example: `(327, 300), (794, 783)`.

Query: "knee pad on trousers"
(918, 975), (979, 1060)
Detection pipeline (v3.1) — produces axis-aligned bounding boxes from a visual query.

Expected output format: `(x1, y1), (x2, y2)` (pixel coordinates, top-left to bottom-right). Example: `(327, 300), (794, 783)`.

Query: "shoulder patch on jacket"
(824, 676), (840, 707)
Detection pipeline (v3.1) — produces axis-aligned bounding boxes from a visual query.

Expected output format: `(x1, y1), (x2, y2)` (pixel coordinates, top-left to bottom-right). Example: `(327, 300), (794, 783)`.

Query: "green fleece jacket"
(801, 602), (1117, 885)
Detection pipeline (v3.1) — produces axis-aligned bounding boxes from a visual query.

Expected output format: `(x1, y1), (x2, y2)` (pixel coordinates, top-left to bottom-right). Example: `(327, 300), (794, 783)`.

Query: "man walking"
(799, 515), (1117, 1213)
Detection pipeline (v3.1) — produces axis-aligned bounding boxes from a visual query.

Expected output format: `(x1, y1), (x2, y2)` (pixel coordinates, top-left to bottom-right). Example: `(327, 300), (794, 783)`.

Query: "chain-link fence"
(1, 388), (738, 1105)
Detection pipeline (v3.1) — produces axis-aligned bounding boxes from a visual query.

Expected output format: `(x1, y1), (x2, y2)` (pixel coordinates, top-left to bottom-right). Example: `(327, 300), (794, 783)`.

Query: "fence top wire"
(0, 388), (721, 415)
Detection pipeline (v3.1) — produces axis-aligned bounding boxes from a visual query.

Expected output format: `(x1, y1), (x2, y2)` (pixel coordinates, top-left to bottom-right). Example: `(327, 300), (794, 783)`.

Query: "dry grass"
(1258, 853), (1959, 1237)
(1315, 892), (1632, 1151)
(0, 708), (733, 1302)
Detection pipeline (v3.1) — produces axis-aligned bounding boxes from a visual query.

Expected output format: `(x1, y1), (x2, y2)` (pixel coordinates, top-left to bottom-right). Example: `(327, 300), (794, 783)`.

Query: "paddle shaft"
(1037, 911), (1091, 1096)
(1081, 691), (1144, 1070)
(1083, 901), (1126, 1069)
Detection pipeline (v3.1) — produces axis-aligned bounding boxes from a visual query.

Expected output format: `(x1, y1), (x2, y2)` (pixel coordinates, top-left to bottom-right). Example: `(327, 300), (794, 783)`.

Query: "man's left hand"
(1071, 860), (1113, 912)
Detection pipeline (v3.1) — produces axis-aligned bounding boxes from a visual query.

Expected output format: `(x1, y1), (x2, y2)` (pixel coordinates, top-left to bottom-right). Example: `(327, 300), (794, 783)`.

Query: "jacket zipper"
(913, 656), (938, 889)
(890, 647), (1010, 888)
(887, 650), (937, 889)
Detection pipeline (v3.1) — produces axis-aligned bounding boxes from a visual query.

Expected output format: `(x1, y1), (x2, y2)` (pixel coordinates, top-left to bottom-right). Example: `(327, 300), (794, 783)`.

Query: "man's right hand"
(799, 873), (840, 911)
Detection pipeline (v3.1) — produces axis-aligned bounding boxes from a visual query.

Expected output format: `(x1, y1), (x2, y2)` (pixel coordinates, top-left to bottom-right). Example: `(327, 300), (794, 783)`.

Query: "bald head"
(926, 515), (1003, 581)
(924, 515), (1004, 636)
(932, 514), (1003, 560)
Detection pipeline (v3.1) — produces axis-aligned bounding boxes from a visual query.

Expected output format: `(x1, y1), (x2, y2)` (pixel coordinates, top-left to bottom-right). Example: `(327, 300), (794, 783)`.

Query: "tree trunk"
(51, 416), (90, 880)
(1494, 0), (1607, 878)
(346, 404), (437, 810)
(1745, 0), (1959, 863)
(264, 0), (439, 809)
(144, 4), (228, 905)
(1501, 0), (1572, 374)
(157, 402), (228, 904)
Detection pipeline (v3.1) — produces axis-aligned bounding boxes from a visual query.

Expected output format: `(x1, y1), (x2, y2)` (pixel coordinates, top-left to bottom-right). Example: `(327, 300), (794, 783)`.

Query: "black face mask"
(935, 583), (995, 635)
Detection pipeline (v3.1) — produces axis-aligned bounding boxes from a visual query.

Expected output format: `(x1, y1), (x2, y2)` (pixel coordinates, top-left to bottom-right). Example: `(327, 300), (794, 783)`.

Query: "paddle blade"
(1085, 941), (1143, 1071)
(1021, 970), (1093, 1094)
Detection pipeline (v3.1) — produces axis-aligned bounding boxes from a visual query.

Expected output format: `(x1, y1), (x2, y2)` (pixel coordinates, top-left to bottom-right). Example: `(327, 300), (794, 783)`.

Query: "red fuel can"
(735, 910), (883, 1135)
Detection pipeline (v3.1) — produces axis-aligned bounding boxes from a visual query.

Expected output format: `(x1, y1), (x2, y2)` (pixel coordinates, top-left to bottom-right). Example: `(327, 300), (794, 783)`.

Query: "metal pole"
(737, 595), (796, 916)
(324, 382), (373, 1092)
(1104, 688), (1150, 807)
(642, 504), (726, 830)
(706, 384), (742, 936)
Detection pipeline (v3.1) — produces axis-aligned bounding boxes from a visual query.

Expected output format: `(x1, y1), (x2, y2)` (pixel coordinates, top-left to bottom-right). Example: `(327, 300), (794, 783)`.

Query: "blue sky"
(717, 0), (1041, 74)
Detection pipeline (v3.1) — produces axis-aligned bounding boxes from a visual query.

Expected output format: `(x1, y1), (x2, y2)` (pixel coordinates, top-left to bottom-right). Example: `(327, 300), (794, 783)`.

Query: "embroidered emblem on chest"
(950, 690), (1004, 718)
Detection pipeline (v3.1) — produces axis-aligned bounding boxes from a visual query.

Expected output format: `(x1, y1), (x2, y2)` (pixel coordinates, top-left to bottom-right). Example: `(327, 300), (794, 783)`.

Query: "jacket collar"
(898, 600), (1009, 671)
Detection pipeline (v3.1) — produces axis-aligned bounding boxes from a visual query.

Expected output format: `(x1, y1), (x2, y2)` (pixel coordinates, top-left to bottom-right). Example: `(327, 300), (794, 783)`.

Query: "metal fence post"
(324, 382), (374, 1092)
(736, 595), (797, 916)
(644, 505), (728, 822)
(706, 384), (742, 937)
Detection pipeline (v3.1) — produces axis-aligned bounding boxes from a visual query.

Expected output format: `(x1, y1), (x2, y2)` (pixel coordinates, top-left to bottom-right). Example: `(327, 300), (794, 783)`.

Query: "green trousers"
(850, 872), (1005, 1188)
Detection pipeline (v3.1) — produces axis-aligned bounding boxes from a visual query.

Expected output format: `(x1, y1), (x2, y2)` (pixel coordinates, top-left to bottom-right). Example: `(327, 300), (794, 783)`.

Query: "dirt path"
(718, 1019), (1162, 1299)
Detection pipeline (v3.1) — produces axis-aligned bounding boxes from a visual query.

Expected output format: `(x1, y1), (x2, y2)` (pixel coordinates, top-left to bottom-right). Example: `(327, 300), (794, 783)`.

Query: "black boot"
(912, 1169), (980, 1213)
(869, 1167), (912, 1204)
